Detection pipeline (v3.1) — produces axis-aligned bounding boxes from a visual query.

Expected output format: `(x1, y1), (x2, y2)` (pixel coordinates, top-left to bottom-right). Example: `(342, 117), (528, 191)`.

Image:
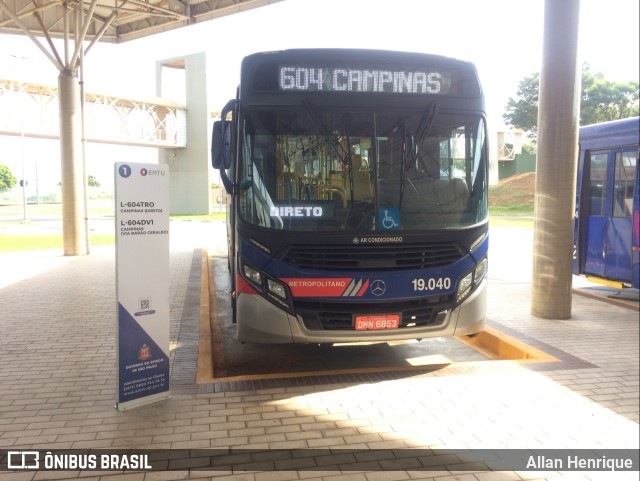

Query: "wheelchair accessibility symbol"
(379, 208), (400, 230)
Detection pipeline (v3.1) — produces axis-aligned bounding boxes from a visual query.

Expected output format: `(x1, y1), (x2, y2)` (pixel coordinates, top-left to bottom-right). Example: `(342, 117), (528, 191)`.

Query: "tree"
(87, 175), (101, 188)
(0, 164), (17, 193)
(503, 65), (640, 140)
(503, 72), (540, 138)
(580, 65), (640, 124)
(58, 176), (101, 188)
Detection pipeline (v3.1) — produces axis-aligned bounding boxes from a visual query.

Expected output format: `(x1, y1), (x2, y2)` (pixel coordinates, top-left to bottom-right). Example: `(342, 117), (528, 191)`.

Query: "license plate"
(354, 314), (400, 331)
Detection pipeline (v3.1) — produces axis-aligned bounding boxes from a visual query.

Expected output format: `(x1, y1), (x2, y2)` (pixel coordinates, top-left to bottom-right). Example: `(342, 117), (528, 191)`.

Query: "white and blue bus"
(212, 49), (489, 343)
(573, 117), (640, 289)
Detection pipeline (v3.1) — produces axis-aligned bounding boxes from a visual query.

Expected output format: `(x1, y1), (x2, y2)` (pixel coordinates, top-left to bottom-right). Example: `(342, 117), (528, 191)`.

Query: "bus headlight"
(456, 271), (473, 303)
(240, 262), (293, 312)
(475, 257), (488, 285)
(456, 256), (487, 303)
(267, 278), (287, 300)
(242, 264), (262, 287)
(266, 277), (292, 310)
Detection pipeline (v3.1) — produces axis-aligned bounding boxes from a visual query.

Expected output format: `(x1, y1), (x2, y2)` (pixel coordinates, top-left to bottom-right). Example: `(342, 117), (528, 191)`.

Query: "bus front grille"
(295, 297), (453, 331)
(282, 242), (464, 271)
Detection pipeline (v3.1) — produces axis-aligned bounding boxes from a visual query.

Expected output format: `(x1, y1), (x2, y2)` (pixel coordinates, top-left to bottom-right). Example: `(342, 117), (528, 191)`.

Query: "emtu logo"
(140, 168), (148, 176)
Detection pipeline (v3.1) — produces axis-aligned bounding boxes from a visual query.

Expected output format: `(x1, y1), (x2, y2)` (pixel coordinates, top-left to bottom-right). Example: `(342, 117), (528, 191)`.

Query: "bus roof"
(243, 48), (473, 66)
(579, 117), (640, 149)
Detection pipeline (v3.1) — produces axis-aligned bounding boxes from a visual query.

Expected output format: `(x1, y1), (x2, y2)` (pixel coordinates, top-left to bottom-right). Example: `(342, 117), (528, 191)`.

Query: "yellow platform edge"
(197, 250), (560, 385)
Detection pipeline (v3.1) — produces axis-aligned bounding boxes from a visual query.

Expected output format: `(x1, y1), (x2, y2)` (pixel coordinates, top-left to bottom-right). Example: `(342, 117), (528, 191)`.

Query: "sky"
(0, 0), (638, 196)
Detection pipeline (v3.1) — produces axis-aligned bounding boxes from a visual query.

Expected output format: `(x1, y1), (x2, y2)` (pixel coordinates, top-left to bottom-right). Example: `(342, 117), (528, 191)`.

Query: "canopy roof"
(0, 0), (282, 45)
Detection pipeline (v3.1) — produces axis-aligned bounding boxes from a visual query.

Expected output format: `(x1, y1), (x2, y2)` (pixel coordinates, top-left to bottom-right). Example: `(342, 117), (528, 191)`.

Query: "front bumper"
(235, 279), (486, 344)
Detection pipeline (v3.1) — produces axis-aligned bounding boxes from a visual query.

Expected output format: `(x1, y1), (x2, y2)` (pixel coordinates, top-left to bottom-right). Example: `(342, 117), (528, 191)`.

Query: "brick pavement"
(0, 221), (638, 481)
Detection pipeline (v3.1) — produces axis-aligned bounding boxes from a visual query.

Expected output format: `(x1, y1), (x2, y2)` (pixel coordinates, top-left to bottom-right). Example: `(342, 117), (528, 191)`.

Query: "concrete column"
(59, 70), (87, 256)
(157, 53), (211, 215)
(531, 0), (581, 318)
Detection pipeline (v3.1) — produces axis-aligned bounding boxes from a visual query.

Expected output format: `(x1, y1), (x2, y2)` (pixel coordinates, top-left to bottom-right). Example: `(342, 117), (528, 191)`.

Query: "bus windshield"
(238, 107), (487, 232)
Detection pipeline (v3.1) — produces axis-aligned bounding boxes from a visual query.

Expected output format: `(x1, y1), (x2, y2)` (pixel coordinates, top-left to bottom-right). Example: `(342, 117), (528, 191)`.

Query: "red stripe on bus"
(357, 279), (370, 296)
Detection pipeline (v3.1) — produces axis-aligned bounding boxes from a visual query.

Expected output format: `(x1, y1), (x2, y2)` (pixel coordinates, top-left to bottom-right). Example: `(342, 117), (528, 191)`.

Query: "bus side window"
(613, 150), (637, 217)
(588, 151), (608, 216)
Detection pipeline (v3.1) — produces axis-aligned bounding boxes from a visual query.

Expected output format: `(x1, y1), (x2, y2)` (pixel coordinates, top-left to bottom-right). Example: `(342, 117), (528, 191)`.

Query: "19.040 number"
(411, 277), (451, 291)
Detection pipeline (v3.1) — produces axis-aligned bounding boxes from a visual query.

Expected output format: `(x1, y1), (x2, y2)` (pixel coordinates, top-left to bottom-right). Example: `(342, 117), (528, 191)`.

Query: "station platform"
(0, 220), (638, 480)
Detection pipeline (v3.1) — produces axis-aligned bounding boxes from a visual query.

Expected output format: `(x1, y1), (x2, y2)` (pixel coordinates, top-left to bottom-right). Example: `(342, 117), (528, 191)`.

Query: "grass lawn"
(1, 203), (532, 252)
(0, 203), (227, 252)
(489, 204), (534, 216)
(489, 216), (534, 228)
(0, 203), (226, 221)
(171, 211), (226, 221)
(0, 234), (115, 252)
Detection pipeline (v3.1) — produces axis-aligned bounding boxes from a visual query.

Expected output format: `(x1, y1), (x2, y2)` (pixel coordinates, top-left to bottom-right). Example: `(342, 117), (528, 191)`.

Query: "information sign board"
(115, 163), (170, 410)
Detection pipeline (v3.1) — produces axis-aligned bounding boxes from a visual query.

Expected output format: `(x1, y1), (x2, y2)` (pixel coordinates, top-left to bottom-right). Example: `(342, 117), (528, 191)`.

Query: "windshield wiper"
(344, 127), (355, 207)
(399, 104), (439, 209)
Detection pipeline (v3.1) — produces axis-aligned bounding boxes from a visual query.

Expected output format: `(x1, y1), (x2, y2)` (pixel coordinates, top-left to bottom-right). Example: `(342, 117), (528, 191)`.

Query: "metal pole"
(80, 4), (91, 255)
(35, 161), (39, 205)
(20, 118), (28, 223)
(531, 0), (581, 319)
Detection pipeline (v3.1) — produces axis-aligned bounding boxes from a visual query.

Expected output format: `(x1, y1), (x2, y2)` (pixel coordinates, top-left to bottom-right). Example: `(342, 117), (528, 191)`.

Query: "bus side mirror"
(211, 98), (237, 170)
(211, 120), (232, 169)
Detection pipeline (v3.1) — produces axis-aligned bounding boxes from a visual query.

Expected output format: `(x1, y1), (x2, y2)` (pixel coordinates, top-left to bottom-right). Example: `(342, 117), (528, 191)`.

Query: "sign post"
(115, 162), (170, 410)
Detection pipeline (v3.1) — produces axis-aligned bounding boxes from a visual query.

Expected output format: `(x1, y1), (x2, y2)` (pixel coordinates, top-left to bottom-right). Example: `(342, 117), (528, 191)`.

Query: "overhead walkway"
(0, 78), (186, 148)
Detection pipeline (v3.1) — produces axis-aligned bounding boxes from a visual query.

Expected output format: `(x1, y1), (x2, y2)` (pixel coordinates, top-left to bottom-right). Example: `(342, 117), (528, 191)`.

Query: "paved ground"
(0, 219), (638, 481)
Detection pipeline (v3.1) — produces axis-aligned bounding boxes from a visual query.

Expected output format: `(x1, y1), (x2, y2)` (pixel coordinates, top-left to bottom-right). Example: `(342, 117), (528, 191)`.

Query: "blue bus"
(573, 117), (640, 289)
(212, 49), (488, 343)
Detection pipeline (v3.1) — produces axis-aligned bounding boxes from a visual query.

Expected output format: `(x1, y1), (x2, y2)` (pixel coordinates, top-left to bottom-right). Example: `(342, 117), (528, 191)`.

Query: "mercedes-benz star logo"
(370, 280), (386, 296)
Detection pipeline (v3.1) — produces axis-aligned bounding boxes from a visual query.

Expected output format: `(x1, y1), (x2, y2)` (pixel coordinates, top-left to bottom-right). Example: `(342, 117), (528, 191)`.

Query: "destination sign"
(279, 66), (452, 94)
